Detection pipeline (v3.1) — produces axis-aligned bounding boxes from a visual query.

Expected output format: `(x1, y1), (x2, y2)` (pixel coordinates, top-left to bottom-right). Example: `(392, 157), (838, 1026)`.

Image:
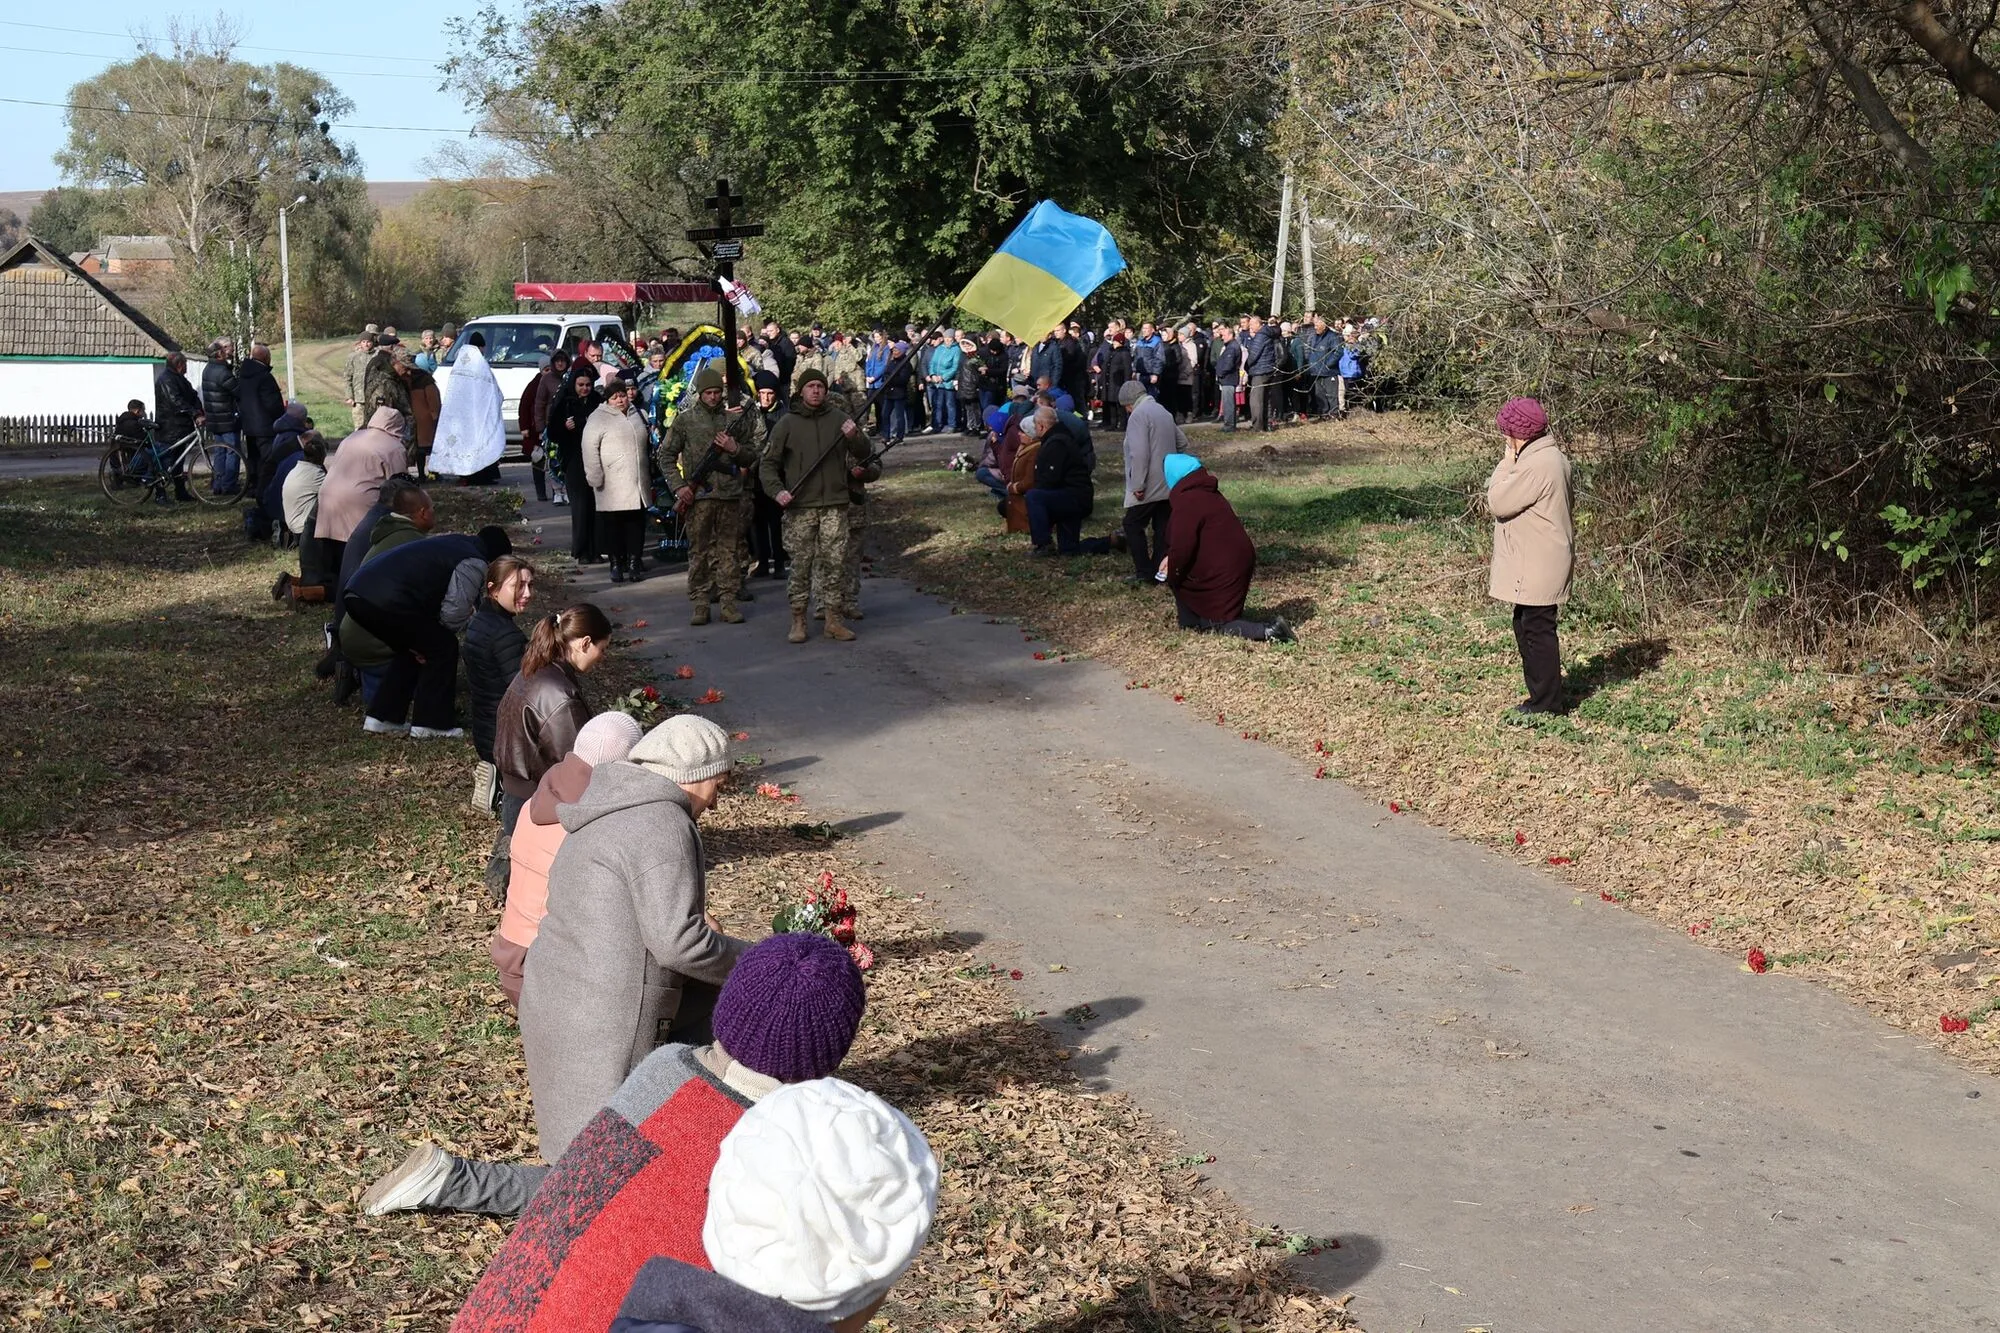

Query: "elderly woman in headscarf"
(1486, 397), (1574, 714)
(1159, 454), (1294, 643)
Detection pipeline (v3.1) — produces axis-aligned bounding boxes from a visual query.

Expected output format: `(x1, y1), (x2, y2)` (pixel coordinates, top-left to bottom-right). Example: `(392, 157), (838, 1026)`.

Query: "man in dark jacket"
(1059, 323), (1090, 409)
(153, 352), (204, 502)
(1015, 405), (1093, 556)
(1242, 315), (1280, 433)
(235, 342), (287, 492)
(521, 349), (570, 503)
(761, 319), (796, 388)
(1030, 329), (1064, 392)
(1212, 325), (1245, 431)
(342, 525), (512, 737)
(1160, 453), (1293, 642)
(1302, 314), (1343, 420)
(1097, 325), (1134, 431)
(201, 337), (244, 493)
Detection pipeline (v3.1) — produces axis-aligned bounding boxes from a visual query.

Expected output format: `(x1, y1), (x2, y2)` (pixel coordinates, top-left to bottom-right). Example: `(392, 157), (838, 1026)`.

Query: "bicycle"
(98, 425), (244, 508)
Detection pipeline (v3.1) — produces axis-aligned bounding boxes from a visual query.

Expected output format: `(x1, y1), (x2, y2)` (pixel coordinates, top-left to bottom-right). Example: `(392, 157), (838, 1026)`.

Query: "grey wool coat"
(519, 761), (748, 1160)
(1121, 394), (1184, 508)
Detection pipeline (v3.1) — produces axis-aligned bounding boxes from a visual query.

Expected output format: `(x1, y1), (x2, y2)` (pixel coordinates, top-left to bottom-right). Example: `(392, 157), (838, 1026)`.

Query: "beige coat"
(1486, 434), (1574, 606)
(580, 402), (652, 512)
(315, 406), (409, 542)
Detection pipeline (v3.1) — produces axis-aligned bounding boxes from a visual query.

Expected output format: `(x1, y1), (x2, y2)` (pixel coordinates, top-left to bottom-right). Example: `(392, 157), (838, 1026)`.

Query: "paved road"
(522, 486), (2000, 1333)
(0, 452), (96, 479)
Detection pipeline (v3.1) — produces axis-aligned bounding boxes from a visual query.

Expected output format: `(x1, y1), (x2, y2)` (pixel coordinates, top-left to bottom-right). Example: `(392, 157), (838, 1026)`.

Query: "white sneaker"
(410, 725), (466, 740)
(361, 1143), (453, 1215)
(362, 717), (410, 737)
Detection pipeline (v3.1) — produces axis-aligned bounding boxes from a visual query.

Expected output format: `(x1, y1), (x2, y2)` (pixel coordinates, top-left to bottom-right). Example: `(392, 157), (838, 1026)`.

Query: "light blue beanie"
(1163, 454), (1201, 491)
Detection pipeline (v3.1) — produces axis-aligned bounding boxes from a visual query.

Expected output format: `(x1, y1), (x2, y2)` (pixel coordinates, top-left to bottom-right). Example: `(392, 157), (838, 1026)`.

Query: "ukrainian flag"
(956, 201), (1127, 344)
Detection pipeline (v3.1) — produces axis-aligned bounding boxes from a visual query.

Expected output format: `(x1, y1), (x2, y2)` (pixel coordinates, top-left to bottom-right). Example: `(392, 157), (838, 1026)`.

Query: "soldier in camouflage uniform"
(658, 364), (758, 625)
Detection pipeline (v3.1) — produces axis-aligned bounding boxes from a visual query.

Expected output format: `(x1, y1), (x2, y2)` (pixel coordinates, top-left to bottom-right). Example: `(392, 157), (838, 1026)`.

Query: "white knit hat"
(704, 1079), (938, 1321)
(628, 714), (731, 784)
(572, 710), (643, 766)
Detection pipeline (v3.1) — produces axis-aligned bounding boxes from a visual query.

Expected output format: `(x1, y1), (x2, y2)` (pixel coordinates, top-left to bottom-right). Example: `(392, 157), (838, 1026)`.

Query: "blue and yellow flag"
(956, 201), (1127, 343)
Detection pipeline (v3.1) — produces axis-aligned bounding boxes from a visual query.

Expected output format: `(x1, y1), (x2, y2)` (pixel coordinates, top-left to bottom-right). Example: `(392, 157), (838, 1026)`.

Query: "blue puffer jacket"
(1131, 336), (1165, 381)
(1244, 330), (1279, 376)
(1303, 329), (1343, 377)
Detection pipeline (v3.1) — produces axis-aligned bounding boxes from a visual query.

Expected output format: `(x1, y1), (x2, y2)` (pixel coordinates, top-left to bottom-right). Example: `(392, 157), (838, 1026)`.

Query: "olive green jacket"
(659, 399), (758, 502)
(759, 399), (868, 510)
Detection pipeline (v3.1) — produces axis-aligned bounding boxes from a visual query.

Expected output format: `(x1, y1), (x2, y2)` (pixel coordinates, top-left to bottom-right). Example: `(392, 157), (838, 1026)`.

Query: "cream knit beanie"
(703, 1079), (938, 1320)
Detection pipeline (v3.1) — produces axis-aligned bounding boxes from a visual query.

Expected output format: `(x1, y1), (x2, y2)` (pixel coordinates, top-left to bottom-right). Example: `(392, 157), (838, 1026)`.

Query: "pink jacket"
(499, 755), (594, 948)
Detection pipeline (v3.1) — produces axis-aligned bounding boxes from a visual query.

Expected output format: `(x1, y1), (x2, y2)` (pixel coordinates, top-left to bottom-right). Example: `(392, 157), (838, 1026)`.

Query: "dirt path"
(518, 481), (2000, 1333)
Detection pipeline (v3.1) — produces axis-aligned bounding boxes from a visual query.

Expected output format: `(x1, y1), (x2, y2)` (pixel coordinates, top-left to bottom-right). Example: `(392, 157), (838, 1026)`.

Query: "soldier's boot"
(690, 601), (711, 627)
(823, 607), (856, 642)
(718, 601), (745, 625)
(788, 609), (809, 644)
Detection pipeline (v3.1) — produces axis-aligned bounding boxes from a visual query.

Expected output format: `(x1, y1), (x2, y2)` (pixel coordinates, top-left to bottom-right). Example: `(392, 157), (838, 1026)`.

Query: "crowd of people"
(184, 324), (948, 1325)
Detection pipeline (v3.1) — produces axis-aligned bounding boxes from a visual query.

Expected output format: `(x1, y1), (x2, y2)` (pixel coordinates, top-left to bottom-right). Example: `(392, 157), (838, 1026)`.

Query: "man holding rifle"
(658, 364), (758, 626)
(759, 368), (871, 644)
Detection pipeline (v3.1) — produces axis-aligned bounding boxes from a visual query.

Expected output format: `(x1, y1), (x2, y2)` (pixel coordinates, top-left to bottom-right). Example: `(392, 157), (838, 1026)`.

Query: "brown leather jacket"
(494, 663), (591, 799)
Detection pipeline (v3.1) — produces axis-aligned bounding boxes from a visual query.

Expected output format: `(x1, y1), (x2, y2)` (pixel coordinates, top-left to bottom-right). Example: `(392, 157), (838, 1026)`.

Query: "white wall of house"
(0, 356), (204, 423)
(0, 359), (156, 421)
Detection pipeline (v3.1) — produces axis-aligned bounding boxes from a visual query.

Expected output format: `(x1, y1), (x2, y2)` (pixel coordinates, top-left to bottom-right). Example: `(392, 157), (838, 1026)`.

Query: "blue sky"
(0, 6), (479, 190)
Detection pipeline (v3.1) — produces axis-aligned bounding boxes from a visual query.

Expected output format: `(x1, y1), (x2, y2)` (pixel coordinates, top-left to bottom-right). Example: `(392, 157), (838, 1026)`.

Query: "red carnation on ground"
(1547, 855), (1573, 866)
(1173, 694), (1185, 703)
(1942, 1014), (1971, 1034)
(676, 665), (696, 679)
(697, 687), (724, 705)
(847, 941), (875, 970)
(1747, 947), (1769, 974)
(632, 619), (648, 629)
(731, 731), (750, 741)
(1314, 766), (1327, 779)
(1514, 830), (1527, 846)
(1389, 801), (1403, 813)
(1314, 740), (1326, 754)
(1598, 889), (1616, 901)
(640, 685), (659, 703)
(756, 782), (784, 800)
(1033, 651), (1048, 660)
(1689, 920), (1711, 935)
(1009, 969), (1023, 980)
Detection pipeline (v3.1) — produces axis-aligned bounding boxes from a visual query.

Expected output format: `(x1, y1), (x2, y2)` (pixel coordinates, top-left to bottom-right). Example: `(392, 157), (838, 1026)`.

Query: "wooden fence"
(0, 415), (119, 449)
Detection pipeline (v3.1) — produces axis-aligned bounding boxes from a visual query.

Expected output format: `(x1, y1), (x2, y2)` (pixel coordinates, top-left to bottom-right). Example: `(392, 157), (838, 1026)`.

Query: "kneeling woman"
(1161, 454), (1295, 644)
(494, 603), (613, 829)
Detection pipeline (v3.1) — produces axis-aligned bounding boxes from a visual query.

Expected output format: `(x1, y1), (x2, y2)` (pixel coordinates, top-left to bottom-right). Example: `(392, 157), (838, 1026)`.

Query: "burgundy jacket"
(1165, 468), (1257, 623)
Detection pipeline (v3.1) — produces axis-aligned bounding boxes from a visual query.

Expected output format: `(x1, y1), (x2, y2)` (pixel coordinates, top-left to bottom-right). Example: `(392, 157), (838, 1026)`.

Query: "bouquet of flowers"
(772, 871), (874, 970)
(946, 451), (972, 472)
(615, 684), (664, 722)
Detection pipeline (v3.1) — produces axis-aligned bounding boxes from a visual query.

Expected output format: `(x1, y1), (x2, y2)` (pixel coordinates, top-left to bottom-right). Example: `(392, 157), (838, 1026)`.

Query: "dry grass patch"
(1, 477), (1353, 1332)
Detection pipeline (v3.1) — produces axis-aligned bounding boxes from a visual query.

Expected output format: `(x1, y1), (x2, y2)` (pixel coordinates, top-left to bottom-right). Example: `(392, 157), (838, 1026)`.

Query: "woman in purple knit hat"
(1487, 397), (1574, 714)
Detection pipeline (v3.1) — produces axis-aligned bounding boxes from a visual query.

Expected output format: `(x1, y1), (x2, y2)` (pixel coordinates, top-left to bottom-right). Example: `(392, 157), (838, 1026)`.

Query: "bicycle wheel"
(185, 437), (243, 506)
(98, 444), (152, 507)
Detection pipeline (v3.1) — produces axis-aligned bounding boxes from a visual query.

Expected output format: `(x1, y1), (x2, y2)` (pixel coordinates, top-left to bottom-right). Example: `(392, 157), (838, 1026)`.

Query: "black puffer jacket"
(235, 357), (286, 438)
(202, 358), (240, 433)
(1032, 420), (1094, 510)
(463, 600), (527, 763)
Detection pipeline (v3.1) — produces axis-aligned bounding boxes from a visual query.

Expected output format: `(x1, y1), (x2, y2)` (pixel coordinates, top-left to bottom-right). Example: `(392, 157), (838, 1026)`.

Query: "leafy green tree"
(26, 186), (132, 256)
(448, 0), (1273, 324)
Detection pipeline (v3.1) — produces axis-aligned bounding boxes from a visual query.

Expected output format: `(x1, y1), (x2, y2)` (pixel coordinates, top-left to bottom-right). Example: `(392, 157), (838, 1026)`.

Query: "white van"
(434, 313), (638, 450)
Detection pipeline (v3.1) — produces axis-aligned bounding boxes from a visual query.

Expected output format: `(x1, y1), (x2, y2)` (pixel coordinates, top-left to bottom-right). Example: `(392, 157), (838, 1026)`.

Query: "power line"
(0, 18), (447, 65)
(0, 42), (443, 82)
(0, 95), (476, 135)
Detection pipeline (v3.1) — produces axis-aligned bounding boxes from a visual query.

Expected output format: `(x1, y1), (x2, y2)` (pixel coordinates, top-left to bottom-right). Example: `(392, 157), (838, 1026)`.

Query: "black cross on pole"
(689, 179), (765, 404)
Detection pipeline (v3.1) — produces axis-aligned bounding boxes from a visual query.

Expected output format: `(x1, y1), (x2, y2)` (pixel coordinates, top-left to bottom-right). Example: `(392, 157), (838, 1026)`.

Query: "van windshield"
(444, 322), (561, 370)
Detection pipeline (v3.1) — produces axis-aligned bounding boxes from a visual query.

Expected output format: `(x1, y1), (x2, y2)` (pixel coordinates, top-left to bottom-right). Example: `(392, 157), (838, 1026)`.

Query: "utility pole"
(1299, 193), (1316, 314)
(278, 196), (305, 400)
(1270, 174), (1294, 318)
(687, 179), (766, 406)
(522, 239), (529, 283)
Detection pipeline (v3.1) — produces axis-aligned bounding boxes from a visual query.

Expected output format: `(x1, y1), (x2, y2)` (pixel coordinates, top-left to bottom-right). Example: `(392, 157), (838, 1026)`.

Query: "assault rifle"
(671, 408), (751, 514)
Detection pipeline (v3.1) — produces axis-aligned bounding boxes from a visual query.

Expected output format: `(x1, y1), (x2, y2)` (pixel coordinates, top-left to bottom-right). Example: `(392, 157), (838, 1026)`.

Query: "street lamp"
(279, 194), (307, 400)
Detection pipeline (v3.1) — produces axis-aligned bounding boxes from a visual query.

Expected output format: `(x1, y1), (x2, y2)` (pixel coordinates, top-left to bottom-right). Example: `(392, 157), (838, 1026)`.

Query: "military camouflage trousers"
(687, 497), (748, 606)
(782, 505), (849, 613)
(838, 508), (867, 616)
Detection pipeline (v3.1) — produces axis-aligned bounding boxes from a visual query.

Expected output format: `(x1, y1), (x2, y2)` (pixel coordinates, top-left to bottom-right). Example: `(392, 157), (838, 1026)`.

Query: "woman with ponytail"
(493, 603), (613, 826)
